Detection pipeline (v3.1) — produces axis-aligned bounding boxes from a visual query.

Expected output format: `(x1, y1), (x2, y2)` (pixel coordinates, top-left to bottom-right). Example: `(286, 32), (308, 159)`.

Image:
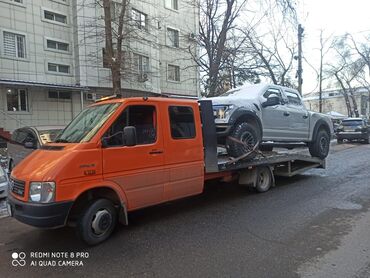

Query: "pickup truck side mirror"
(123, 126), (137, 146)
(24, 141), (37, 149)
(262, 94), (281, 108)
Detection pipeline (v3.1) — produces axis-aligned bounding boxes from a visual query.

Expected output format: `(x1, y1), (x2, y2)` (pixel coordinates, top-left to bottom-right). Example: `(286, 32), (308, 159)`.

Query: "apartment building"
(0, 0), (199, 134)
(303, 87), (370, 118)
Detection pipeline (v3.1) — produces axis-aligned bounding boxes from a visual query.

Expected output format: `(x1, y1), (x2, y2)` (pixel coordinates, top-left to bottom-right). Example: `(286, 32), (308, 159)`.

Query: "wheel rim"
(240, 131), (256, 152)
(257, 169), (271, 191)
(319, 136), (329, 154)
(91, 209), (112, 236)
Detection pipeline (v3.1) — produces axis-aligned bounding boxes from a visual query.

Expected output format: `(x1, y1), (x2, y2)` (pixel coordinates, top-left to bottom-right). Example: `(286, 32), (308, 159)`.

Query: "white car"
(210, 83), (334, 159)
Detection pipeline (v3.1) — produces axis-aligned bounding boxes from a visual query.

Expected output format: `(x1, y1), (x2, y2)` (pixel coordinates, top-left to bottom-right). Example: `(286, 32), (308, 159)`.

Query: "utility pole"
(297, 24), (304, 96)
(319, 30), (323, 113)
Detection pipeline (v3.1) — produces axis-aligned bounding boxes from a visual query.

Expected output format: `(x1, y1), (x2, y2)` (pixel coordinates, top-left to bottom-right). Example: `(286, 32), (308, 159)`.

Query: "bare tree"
(102, 0), (128, 95)
(194, 0), (248, 96)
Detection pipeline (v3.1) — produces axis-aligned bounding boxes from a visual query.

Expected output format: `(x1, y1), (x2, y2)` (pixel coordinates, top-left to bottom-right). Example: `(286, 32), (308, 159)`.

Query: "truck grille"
(10, 178), (25, 197)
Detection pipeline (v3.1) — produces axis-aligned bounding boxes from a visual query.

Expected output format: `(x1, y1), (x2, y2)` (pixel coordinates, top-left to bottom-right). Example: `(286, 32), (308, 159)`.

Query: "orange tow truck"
(7, 96), (325, 245)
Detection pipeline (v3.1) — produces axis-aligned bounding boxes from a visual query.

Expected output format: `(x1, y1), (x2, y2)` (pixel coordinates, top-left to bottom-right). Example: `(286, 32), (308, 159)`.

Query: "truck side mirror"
(123, 126), (137, 146)
(262, 94), (281, 108)
(24, 141), (37, 149)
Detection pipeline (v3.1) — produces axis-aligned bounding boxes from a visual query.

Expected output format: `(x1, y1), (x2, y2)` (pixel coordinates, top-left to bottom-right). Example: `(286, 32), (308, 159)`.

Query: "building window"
(11, 0), (23, 3)
(167, 28), (179, 47)
(48, 63), (70, 74)
(168, 64), (180, 82)
(48, 91), (72, 100)
(44, 10), (67, 24)
(132, 9), (147, 30)
(3, 31), (26, 58)
(6, 88), (28, 112)
(165, 0), (178, 10)
(133, 53), (149, 74)
(169, 106), (196, 139)
(46, 39), (69, 52)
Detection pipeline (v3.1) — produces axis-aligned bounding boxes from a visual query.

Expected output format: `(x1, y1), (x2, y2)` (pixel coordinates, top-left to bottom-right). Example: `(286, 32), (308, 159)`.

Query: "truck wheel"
(226, 122), (260, 159)
(364, 137), (370, 144)
(309, 129), (330, 159)
(77, 199), (117, 245)
(337, 139), (343, 144)
(255, 166), (273, 193)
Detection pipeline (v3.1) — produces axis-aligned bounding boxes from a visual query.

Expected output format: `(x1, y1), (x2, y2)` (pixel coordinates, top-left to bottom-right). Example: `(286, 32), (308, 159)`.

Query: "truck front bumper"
(215, 124), (232, 137)
(7, 194), (73, 228)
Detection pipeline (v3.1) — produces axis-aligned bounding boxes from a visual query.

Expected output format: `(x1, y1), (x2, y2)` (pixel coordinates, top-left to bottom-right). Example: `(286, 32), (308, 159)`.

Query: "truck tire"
(226, 122), (260, 159)
(309, 129), (330, 159)
(364, 137), (370, 144)
(337, 139), (343, 144)
(77, 198), (117, 245)
(255, 166), (273, 193)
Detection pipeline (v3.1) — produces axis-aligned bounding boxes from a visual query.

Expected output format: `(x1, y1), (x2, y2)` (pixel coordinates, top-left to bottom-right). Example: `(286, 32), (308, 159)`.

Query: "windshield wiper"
(54, 139), (70, 143)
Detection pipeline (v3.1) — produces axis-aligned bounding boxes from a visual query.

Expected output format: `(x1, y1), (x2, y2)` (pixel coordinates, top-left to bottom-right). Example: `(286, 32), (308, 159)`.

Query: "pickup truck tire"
(77, 198), (117, 245)
(226, 122), (260, 159)
(337, 139), (343, 144)
(309, 129), (330, 159)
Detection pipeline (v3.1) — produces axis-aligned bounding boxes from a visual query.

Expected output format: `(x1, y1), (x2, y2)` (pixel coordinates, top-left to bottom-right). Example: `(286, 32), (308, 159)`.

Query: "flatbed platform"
(217, 151), (325, 177)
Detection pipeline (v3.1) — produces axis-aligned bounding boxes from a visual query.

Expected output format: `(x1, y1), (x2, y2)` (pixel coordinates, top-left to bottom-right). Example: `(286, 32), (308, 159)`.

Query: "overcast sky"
(299, 0), (370, 94)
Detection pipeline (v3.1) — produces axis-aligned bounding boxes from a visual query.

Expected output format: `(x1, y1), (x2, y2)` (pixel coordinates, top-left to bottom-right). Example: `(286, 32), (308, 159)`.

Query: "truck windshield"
(55, 103), (120, 143)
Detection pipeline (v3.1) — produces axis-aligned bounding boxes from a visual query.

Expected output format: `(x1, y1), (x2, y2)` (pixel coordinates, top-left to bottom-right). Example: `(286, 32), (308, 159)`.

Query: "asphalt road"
(1, 142), (370, 277)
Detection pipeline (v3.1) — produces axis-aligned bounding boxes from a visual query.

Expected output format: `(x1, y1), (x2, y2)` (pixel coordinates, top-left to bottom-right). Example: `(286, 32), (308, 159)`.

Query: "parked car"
(0, 166), (8, 199)
(7, 126), (64, 172)
(336, 118), (370, 144)
(210, 83), (334, 159)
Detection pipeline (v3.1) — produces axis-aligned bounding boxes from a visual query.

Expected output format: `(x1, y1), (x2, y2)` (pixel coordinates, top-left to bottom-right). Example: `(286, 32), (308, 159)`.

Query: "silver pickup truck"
(210, 84), (334, 159)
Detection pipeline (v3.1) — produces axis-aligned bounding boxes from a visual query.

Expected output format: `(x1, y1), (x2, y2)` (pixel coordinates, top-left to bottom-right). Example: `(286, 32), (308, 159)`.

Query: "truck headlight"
(29, 182), (56, 203)
(213, 105), (234, 119)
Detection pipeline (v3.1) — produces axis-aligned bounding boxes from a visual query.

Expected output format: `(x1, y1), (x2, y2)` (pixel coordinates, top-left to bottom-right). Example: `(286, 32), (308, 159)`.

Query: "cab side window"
(104, 105), (156, 146)
(169, 106), (196, 139)
(285, 91), (302, 106)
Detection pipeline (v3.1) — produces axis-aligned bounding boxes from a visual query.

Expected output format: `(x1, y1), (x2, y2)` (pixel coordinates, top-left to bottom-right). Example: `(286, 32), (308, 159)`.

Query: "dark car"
(336, 118), (370, 144)
(7, 126), (64, 172)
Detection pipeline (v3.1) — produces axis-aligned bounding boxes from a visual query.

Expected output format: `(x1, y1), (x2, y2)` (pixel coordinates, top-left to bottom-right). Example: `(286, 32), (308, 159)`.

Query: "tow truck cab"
(8, 97), (208, 244)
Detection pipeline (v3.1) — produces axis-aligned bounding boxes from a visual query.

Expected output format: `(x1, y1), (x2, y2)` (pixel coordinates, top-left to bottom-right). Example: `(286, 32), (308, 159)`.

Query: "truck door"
(162, 103), (204, 201)
(284, 90), (310, 140)
(102, 104), (166, 210)
(261, 88), (291, 140)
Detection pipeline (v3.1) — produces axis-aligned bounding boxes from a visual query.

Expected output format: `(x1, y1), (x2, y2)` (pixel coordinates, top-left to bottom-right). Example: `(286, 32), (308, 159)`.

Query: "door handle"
(283, 112), (290, 116)
(303, 115), (308, 119)
(149, 150), (163, 155)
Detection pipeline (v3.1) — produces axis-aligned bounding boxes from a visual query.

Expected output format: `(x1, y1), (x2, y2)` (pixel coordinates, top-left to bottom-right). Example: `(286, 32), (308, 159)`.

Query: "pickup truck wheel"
(309, 129), (330, 159)
(77, 199), (117, 245)
(255, 166), (273, 193)
(226, 122), (260, 159)
(337, 139), (343, 144)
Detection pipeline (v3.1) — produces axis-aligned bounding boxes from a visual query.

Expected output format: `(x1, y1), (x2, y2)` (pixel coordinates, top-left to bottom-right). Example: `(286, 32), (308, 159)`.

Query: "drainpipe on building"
(80, 90), (84, 111)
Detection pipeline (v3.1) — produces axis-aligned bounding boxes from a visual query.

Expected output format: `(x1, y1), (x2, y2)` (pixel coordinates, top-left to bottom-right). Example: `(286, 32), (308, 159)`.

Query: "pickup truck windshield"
(56, 103), (120, 143)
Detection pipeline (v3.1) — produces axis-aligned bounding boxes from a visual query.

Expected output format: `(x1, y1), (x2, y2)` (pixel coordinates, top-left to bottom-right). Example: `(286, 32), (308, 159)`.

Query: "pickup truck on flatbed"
(7, 96), (326, 245)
